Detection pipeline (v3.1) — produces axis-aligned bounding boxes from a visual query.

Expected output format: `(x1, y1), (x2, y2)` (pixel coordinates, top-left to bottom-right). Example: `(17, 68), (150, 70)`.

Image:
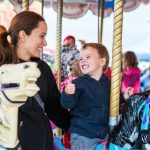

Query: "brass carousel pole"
(55, 0), (63, 135)
(55, 0), (63, 91)
(109, 0), (124, 130)
(22, 0), (29, 11)
(98, 0), (105, 44)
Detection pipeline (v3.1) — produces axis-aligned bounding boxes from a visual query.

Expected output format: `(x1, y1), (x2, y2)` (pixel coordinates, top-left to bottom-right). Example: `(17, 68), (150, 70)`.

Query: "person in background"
(51, 61), (82, 140)
(79, 39), (86, 48)
(61, 35), (80, 81)
(0, 25), (7, 34)
(61, 43), (133, 150)
(140, 66), (150, 91)
(0, 11), (71, 150)
(122, 51), (141, 93)
(61, 60), (83, 89)
(104, 67), (111, 79)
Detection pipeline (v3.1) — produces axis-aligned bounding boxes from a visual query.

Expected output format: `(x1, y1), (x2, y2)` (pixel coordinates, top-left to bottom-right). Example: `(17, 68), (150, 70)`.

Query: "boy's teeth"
(83, 65), (87, 69)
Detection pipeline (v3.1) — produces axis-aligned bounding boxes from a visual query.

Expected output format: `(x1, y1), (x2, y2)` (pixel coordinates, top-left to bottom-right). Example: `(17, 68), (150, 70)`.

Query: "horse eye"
(24, 65), (30, 69)
(1, 72), (4, 74)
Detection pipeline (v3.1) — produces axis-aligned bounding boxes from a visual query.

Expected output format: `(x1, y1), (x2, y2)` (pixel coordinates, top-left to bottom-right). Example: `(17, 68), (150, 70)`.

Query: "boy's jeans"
(71, 133), (101, 150)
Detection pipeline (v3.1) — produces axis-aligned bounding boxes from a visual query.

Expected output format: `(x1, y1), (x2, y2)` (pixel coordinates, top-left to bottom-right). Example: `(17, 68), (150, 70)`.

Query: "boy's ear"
(100, 58), (106, 66)
(18, 30), (26, 42)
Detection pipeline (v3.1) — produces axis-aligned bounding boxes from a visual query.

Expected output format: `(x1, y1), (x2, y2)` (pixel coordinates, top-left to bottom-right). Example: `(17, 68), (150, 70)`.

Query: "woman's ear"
(18, 30), (26, 42)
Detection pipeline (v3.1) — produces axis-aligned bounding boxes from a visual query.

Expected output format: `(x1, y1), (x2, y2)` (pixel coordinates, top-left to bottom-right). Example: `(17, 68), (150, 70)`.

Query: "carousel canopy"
(1, 0), (149, 19)
(43, 0), (150, 19)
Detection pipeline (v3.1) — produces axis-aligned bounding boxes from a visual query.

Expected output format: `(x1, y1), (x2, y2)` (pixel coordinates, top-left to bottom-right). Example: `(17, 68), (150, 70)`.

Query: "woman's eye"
(41, 36), (44, 38)
(40, 35), (45, 38)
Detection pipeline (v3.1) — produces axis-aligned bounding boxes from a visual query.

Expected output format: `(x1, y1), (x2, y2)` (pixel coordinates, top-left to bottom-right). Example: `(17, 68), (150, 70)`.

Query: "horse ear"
(141, 90), (150, 96)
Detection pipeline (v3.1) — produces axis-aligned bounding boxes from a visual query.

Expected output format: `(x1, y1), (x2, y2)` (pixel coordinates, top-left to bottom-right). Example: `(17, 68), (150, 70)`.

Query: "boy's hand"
(123, 87), (134, 100)
(64, 83), (75, 94)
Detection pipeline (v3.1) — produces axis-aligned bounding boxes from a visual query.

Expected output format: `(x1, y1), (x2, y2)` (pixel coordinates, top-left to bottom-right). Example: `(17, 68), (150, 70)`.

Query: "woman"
(0, 11), (70, 150)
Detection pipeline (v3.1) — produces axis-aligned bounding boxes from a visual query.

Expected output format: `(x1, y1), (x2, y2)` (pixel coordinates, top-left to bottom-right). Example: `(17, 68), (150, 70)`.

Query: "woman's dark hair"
(0, 25), (7, 33)
(0, 11), (45, 65)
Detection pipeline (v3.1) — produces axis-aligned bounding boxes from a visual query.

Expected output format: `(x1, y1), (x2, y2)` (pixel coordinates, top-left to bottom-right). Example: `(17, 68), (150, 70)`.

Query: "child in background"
(61, 60), (83, 89)
(104, 67), (111, 79)
(51, 61), (82, 137)
(122, 51), (141, 93)
(51, 61), (82, 136)
(61, 43), (133, 150)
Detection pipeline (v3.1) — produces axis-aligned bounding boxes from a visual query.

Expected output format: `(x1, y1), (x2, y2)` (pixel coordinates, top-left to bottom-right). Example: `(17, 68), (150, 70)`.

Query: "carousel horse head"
(0, 62), (41, 104)
(109, 90), (150, 150)
(0, 62), (41, 148)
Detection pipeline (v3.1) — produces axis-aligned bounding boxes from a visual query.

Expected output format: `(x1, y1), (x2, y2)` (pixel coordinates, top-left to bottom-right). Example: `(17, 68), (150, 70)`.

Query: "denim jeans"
(71, 133), (101, 150)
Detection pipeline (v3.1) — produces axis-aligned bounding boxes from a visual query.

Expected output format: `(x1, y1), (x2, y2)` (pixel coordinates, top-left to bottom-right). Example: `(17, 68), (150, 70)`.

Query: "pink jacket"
(122, 67), (141, 93)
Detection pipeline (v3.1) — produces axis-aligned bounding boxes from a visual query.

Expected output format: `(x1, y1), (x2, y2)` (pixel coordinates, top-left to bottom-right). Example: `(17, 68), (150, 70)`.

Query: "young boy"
(61, 43), (133, 150)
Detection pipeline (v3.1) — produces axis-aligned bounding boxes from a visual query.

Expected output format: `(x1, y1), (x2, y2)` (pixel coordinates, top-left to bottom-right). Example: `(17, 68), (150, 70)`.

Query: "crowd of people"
(0, 10), (150, 150)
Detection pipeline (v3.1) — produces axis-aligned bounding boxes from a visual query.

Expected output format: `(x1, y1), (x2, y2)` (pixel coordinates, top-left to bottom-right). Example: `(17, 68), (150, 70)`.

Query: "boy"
(61, 43), (133, 150)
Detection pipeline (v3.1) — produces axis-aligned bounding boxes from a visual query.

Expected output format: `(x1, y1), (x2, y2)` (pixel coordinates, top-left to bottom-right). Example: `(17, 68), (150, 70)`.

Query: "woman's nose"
(43, 39), (47, 46)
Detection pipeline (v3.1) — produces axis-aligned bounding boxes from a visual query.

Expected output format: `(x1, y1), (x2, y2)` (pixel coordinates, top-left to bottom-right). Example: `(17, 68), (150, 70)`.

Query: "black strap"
(34, 93), (45, 112)
(2, 91), (26, 104)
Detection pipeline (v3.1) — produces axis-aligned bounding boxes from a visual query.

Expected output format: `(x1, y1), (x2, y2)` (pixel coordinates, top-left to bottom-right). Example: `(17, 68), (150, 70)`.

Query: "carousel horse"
(0, 62), (41, 149)
(109, 90), (150, 150)
(55, 90), (150, 150)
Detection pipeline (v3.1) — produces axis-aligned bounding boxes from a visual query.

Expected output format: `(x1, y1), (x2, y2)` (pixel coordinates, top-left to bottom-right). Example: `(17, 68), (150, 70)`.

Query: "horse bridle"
(0, 83), (26, 104)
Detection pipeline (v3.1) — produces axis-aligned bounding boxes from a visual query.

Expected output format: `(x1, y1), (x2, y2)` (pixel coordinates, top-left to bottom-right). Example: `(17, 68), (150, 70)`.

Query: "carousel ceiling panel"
(43, 0), (150, 19)
(1, 0), (149, 19)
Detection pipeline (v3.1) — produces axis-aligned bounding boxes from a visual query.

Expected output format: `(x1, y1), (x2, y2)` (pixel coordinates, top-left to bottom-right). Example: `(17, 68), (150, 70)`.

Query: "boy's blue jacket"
(61, 74), (122, 139)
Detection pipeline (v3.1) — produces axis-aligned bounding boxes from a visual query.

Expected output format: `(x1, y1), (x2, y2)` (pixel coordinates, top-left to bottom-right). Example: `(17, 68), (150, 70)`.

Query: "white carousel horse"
(0, 62), (41, 149)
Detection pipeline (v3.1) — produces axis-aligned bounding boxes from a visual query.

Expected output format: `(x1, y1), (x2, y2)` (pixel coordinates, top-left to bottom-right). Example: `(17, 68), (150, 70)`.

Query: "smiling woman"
(0, 11), (71, 150)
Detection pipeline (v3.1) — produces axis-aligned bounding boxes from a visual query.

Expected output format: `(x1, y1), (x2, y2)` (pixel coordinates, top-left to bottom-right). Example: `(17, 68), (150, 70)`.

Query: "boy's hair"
(82, 43), (109, 71)
(123, 51), (138, 70)
(70, 60), (83, 77)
